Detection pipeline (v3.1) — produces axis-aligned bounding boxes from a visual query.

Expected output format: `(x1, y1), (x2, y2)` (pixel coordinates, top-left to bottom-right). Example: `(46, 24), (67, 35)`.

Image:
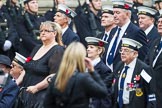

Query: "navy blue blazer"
(104, 22), (148, 71)
(62, 27), (80, 46)
(147, 26), (161, 48)
(145, 37), (162, 108)
(0, 78), (19, 108)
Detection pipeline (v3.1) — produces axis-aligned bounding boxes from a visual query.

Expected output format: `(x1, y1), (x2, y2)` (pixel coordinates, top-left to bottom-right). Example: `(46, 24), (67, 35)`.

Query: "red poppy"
(135, 75), (140, 81)
(26, 57), (32, 62)
(124, 4), (130, 9)
(98, 41), (104, 47)
(66, 9), (69, 15)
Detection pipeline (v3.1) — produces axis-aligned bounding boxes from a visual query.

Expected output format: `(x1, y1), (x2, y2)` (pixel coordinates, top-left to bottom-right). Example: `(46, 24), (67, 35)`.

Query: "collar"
(92, 57), (101, 66)
(124, 58), (137, 69)
(144, 24), (154, 35)
(62, 26), (68, 35)
(120, 20), (131, 32)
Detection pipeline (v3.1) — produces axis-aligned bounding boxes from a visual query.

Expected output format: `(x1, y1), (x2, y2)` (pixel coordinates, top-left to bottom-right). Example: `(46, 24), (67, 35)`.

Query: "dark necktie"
(103, 33), (108, 41)
(118, 66), (129, 108)
(154, 41), (162, 59)
(107, 27), (121, 65)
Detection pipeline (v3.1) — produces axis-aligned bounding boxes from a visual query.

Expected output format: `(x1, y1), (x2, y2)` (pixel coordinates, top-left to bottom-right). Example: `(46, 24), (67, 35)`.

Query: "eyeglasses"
(119, 49), (134, 53)
(40, 30), (55, 33)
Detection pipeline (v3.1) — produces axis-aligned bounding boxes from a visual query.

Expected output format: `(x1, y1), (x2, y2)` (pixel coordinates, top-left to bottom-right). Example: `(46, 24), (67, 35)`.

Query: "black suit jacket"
(62, 27), (80, 46)
(112, 59), (156, 108)
(104, 22), (148, 71)
(145, 37), (162, 108)
(147, 26), (161, 48)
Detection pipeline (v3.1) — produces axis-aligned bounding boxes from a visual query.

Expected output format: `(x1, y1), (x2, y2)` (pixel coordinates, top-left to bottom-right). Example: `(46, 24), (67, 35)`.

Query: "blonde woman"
(20, 21), (64, 108)
(44, 42), (107, 108)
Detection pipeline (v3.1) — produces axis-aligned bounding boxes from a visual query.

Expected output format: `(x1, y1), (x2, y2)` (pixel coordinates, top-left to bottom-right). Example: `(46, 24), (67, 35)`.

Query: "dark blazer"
(147, 26), (161, 48)
(44, 71), (107, 108)
(145, 37), (162, 108)
(0, 78), (19, 108)
(91, 60), (113, 108)
(104, 22), (148, 70)
(62, 27), (80, 46)
(112, 59), (156, 108)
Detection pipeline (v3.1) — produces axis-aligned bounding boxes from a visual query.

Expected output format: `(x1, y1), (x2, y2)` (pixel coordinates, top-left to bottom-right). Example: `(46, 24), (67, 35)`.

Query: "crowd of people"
(0, 0), (162, 108)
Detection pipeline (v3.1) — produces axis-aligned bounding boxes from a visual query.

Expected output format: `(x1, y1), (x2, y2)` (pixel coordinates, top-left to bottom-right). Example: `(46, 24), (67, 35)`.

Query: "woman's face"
(39, 25), (56, 42)
(87, 45), (100, 60)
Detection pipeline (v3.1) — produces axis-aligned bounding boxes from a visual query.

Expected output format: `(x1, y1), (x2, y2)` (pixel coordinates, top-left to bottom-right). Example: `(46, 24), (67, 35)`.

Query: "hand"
(26, 86), (38, 94)
(3, 40), (12, 51)
(85, 57), (94, 73)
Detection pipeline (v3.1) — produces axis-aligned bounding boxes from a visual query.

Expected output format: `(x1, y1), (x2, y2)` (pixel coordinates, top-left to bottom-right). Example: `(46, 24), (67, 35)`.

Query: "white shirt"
(62, 26), (68, 35)
(118, 58), (137, 104)
(144, 24), (154, 35)
(92, 57), (101, 67)
(106, 20), (131, 71)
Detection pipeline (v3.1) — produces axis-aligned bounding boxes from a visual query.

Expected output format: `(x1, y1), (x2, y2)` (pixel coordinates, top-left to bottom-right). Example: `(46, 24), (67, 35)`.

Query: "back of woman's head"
(55, 42), (86, 92)
(40, 21), (63, 46)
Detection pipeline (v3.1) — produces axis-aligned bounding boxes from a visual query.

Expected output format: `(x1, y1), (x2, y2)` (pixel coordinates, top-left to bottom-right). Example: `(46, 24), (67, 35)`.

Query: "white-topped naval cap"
(14, 52), (26, 66)
(85, 37), (107, 47)
(137, 6), (157, 17)
(102, 5), (113, 14)
(122, 38), (143, 51)
(57, 4), (77, 18)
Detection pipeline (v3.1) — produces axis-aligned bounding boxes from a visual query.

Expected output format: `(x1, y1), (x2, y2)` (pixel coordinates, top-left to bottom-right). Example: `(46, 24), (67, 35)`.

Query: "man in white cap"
(54, 4), (80, 46)
(105, 0), (148, 71)
(10, 52), (26, 86)
(97, 5), (116, 42)
(112, 38), (156, 108)
(138, 5), (161, 48)
(145, 9), (162, 108)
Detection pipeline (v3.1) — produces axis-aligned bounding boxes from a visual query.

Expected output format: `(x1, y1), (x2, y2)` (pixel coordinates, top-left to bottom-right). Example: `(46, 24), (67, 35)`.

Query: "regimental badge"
(136, 88), (143, 97)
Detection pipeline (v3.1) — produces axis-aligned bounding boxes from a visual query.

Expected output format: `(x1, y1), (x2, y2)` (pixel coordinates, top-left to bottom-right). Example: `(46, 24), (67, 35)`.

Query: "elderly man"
(145, 9), (162, 108)
(105, 0), (148, 71)
(54, 4), (80, 46)
(112, 38), (156, 108)
(138, 5), (161, 48)
(0, 55), (19, 108)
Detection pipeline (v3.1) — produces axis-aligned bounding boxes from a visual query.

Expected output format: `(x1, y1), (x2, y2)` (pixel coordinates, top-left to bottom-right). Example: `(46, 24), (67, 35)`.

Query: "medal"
(136, 88), (143, 97)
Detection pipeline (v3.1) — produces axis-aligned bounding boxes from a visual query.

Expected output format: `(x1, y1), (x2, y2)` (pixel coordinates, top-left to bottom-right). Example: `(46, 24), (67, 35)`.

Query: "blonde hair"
(40, 21), (63, 46)
(97, 46), (105, 57)
(55, 42), (86, 92)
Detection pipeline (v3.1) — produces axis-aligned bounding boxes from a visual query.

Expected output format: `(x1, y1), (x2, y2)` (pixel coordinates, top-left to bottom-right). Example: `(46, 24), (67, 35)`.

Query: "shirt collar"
(92, 57), (101, 66)
(124, 58), (137, 69)
(62, 26), (68, 35)
(144, 24), (154, 35)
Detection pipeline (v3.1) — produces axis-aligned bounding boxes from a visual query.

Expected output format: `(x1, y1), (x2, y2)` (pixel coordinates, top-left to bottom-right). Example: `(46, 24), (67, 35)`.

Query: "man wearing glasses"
(112, 38), (156, 108)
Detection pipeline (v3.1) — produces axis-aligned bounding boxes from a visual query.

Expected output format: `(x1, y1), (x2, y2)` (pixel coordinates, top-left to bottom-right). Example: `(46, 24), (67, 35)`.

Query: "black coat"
(145, 37), (162, 108)
(112, 59), (156, 108)
(44, 71), (107, 108)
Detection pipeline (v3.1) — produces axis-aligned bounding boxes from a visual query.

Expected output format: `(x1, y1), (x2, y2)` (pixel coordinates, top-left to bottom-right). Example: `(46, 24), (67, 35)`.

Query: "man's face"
(138, 14), (153, 31)
(54, 12), (68, 27)
(120, 47), (137, 65)
(113, 8), (128, 27)
(0, 64), (11, 73)
(158, 18), (162, 35)
(25, 0), (38, 13)
(90, 0), (102, 11)
(101, 13), (114, 27)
